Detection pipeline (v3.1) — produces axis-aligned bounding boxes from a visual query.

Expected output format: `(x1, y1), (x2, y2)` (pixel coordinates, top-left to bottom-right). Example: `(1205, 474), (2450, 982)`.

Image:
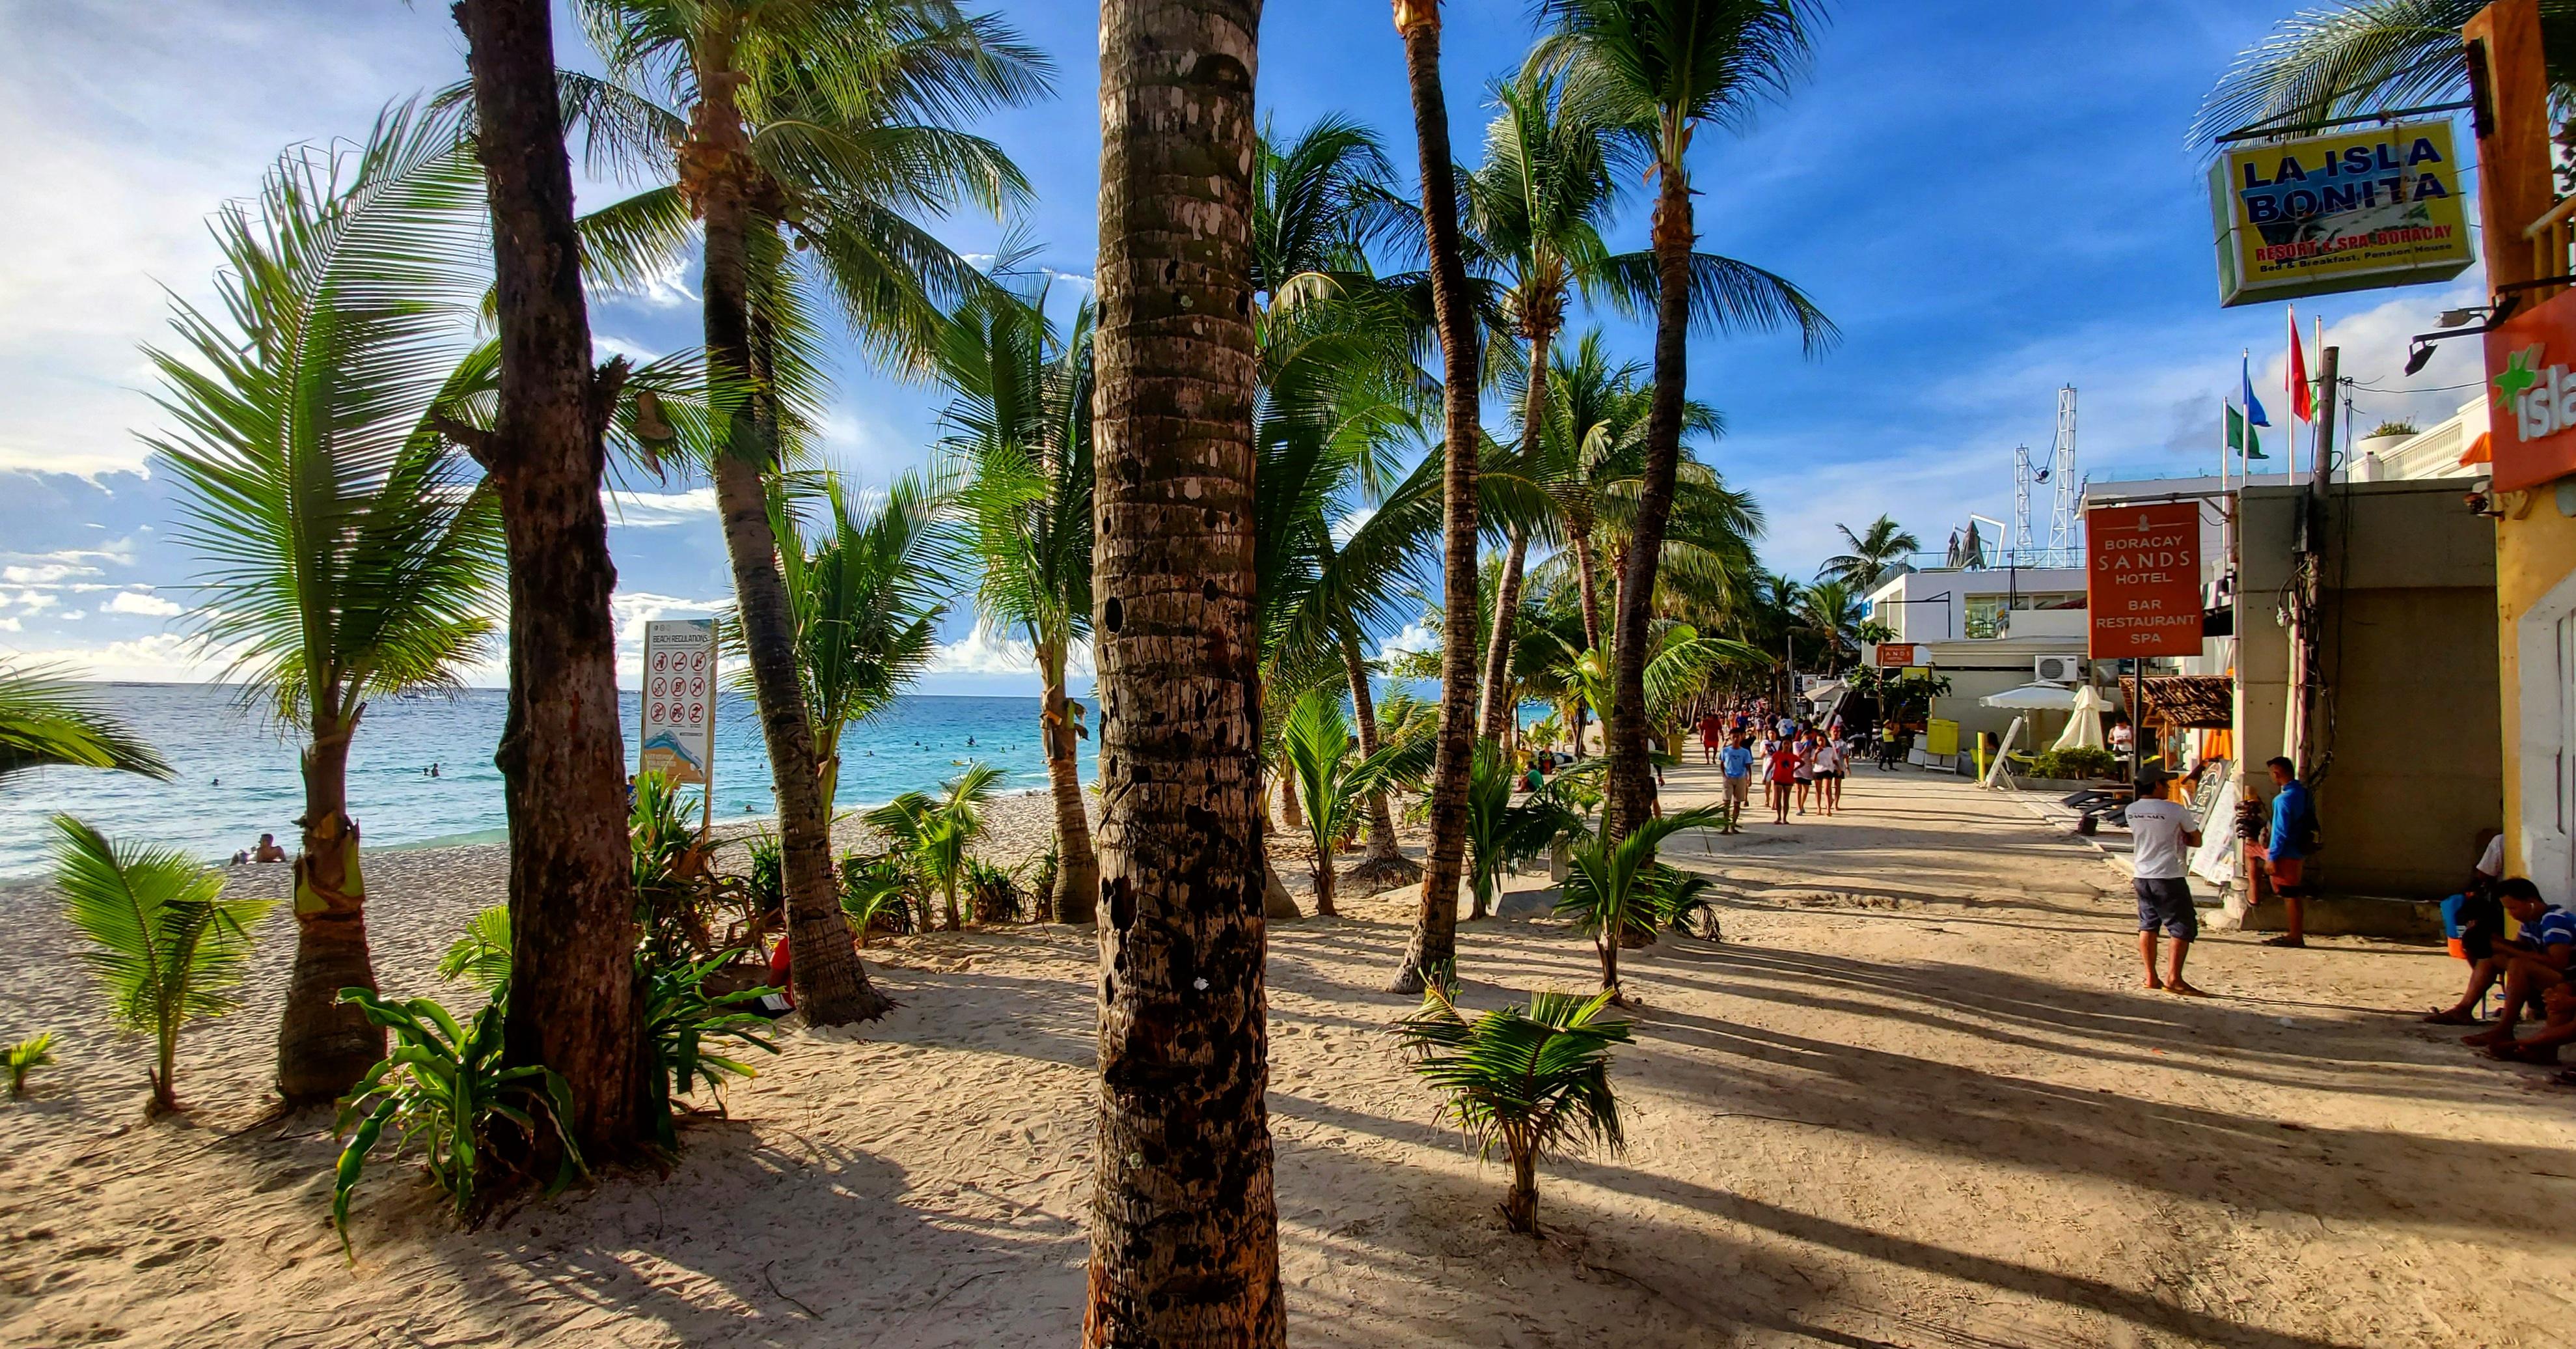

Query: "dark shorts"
(2135, 876), (2197, 939)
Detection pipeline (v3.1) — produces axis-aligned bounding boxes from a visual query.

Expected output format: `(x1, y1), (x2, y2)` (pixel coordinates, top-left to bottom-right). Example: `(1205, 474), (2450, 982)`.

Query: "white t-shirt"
(2126, 798), (2195, 881)
(2478, 833), (2506, 878)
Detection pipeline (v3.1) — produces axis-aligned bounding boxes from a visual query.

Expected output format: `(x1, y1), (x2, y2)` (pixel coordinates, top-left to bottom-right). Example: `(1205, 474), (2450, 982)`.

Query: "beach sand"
(3, 769), (2571, 1346)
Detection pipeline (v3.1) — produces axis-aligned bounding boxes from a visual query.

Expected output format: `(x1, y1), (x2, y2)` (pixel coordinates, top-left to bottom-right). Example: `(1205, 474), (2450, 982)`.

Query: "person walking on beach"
(2261, 757), (2318, 948)
(1792, 729), (1818, 815)
(1718, 734), (1753, 833)
(1699, 712), (1723, 765)
(1814, 732), (1844, 816)
(2126, 770), (2204, 995)
(1765, 734), (1797, 824)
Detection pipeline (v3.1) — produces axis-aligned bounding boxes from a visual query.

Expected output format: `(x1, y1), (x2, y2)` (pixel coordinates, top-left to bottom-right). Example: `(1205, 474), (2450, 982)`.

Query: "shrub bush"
(2029, 746), (2118, 780)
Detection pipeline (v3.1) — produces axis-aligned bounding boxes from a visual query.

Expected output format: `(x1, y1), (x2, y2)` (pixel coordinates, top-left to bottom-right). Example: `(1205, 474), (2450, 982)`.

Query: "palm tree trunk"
(1393, 0), (1480, 996)
(692, 71), (886, 1027)
(1041, 656), (1100, 923)
(1478, 322), (1552, 743)
(1605, 162), (1693, 842)
(1571, 521), (1603, 653)
(1340, 625), (1416, 882)
(1279, 773), (1304, 829)
(275, 710), (383, 1104)
(1505, 1140), (1538, 1234)
(1310, 841), (1337, 917)
(1088, 1), (1282, 1342)
(454, 0), (648, 1152)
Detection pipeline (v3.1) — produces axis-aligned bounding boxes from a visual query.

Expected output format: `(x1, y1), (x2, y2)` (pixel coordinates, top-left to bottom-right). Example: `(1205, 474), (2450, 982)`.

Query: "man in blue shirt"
(2456, 879), (2576, 1057)
(2262, 757), (2316, 948)
(1718, 734), (1754, 835)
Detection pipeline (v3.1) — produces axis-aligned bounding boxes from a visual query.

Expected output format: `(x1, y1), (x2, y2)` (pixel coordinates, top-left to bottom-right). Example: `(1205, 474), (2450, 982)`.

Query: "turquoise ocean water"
(0, 684), (1094, 879)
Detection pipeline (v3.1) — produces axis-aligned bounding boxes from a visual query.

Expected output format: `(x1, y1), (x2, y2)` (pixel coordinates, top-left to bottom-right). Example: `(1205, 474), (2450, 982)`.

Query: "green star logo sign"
(2496, 343), (2545, 409)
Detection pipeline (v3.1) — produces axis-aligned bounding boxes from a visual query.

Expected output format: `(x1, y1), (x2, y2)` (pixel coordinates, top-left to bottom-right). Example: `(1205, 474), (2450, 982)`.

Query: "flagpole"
(2286, 306), (2299, 488)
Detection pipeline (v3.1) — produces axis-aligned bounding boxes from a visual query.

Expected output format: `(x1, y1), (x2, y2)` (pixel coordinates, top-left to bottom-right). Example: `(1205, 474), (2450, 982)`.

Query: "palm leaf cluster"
(1276, 688), (1438, 915)
(1397, 981), (1631, 1234)
(0, 663), (171, 786)
(772, 469), (951, 809)
(862, 761), (1003, 932)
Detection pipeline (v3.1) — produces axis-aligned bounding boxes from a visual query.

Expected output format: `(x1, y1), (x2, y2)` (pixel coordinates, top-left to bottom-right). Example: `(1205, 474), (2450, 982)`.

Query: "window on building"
(1964, 596), (2005, 639)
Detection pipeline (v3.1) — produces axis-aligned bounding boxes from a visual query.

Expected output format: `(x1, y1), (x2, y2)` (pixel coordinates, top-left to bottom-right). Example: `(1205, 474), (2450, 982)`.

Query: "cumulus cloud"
(929, 624), (1039, 677)
(105, 588), (182, 617)
(1, 632), (218, 681)
(3, 563), (101, 584)
(602, 487), (720, 527)
(1375, 622), (1438, 665)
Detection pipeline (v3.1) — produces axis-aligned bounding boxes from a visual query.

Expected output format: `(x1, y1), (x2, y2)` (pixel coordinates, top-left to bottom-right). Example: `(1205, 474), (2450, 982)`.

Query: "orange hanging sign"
(2087, 503), (2203, 658)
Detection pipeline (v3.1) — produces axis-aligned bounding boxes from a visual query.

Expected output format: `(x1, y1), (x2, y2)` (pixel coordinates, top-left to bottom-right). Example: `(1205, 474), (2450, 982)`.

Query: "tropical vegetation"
(1397, 982), (1632, 1234)
(0, 663), (172, 787)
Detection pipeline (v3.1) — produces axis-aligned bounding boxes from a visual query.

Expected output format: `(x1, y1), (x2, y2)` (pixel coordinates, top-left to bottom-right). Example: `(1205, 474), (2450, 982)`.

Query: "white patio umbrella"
(1978, 682), (2078, 711)
(2050, 683), (2113, 751)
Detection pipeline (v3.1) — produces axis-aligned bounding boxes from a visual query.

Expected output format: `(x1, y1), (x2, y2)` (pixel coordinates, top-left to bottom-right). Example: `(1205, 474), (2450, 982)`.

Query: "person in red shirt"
(1697, 712), (1724, 764)
(1765, 736), (1798, 824)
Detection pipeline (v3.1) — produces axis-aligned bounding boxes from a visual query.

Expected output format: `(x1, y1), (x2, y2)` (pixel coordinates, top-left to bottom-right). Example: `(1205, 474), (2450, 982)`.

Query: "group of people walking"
(1698, 704), (1855, 835)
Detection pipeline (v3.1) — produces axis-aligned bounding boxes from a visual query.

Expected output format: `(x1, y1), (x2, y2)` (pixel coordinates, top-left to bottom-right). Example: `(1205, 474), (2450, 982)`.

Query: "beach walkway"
(2, 768), (2569, 1346)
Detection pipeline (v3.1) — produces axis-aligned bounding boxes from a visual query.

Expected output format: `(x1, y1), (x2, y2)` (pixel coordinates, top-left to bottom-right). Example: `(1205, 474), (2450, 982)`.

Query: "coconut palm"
(1798, 578), (1866, 671)
(53, 815), (273, 1114)
(937, 277), (1101, 922)
(862, 761), (1000, 932)
(1818, 516), (1919, 591)
(1397, 982), (1630, 1234)
(147, 102), (506, 1104)
(773, 470), (948, 814)
(1554, 806), (1724, 997)
(567, 0), (1047, 1023)
(1541, 0), (1835, 837)
(0, 663), (171, 787)
(2194, 1), (2576, 145)
(1276, 687), (1434, 918)
(1088, 1), (1281, 1339)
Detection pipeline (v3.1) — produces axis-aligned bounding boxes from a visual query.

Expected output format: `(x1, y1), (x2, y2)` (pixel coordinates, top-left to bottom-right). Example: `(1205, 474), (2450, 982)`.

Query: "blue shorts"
(2135, 877), (2197, 939)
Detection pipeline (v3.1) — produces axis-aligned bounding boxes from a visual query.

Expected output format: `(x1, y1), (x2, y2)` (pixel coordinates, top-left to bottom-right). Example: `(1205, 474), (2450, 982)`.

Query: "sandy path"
(1, 767), (2570, 1346)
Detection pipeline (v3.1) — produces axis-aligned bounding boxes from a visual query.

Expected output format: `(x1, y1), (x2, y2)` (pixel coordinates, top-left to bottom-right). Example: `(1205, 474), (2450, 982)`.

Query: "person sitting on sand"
(2124, 770), (2204, 996)
(2456, 879), (2575, 1054)
(250, 833), (287, 863)
(2428, 876), (2559, 1027)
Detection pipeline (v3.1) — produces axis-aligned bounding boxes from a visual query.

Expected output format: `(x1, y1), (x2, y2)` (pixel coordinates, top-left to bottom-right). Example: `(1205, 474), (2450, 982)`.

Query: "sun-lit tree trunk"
(1570, 508), (1603, 652)
(1479, 316), (1554, 744)
(454, 0), (646, 1150)
(687, 38), (887, 1025)
(274, 702), (381, 1103)
(1040, 641), (1100, 923)
(1391, 0), (1481, 995)
(1086, 1), (1282, 1342)
(1340, 623), (1416, 882)
(1606, 156), (1692, 841)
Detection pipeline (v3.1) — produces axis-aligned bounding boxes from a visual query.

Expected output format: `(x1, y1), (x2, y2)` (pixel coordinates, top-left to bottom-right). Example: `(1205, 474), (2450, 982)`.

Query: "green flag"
(2225, 402), (2268, 460)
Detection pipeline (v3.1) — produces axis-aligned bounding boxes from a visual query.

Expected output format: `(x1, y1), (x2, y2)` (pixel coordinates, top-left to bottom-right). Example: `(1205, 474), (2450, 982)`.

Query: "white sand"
(3, 768), (2571, 1346)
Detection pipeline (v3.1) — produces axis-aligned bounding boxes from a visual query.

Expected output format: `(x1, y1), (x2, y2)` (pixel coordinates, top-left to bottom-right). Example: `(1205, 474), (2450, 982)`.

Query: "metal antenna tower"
(2048, 385), (2079, 562)
(2010, 444), (2035, 561)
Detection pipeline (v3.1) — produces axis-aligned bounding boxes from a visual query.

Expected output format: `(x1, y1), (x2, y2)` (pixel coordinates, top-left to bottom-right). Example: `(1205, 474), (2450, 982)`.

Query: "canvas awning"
(2139, 674), (2232, 729)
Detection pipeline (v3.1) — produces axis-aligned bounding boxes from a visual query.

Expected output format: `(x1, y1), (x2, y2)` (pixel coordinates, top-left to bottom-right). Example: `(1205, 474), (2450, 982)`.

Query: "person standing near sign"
(2126, 770), (2205, 995)
(2261, 756), (2318, 948)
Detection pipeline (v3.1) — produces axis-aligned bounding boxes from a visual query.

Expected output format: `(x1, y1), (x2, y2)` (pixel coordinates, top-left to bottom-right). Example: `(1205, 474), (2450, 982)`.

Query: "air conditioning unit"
(2034, 654), (2081, 684)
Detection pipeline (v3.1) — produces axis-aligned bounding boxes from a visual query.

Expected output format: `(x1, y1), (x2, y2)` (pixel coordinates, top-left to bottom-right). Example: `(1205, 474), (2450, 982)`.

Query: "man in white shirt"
(2125, 771), (2204, 996)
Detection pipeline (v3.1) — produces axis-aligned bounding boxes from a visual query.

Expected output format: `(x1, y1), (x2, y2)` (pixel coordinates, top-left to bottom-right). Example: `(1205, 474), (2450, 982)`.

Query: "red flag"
(2286, 306), (2313, 422)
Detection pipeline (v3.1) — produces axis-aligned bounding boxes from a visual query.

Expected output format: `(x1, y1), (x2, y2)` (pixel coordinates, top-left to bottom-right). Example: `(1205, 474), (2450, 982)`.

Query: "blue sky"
(0, 1), (2493, 693)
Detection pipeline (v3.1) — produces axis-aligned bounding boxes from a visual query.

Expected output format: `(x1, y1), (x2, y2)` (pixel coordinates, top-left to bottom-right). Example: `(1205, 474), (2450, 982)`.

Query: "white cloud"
(3, 563), (101, 584)
(1, 590), (58, 612)
(929, 623), (1040, 677)
(594, 333), (663, 365)
(0, 618), (18, 632)
(1375, 622), (1438, 665)
(58, 610), (86, 621)
(602, 487), (720, 527)
(5, 540), (135, 567)
(105, 588), (181, 617)
(0, 632), (217, 681)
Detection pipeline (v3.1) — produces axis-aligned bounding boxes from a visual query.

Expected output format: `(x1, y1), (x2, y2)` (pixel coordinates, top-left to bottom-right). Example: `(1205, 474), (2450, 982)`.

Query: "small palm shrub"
(642, 953), (780, 1142)
(838, 850), (920, 946)
(8, 1033), (56, 1099)
(52, 815), (272, 1113)
(1028, 839), (1062, 923)
(1397, 984), (1631, 1234)
(864, 762), (1002, 930)
(1464, 744), (1586, 920)
(1554, 807), (1725, 997)
(743, 830), (786, 923)
(963, 858), (1023, 925)
(1278, 688), (1432, 917)
(435, 906), (514, 992)
(330, 989), (582, 1256)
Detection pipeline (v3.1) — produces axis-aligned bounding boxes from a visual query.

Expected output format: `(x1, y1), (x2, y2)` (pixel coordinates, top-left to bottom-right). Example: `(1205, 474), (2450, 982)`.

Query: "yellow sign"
(2208, 118), (2474, 307)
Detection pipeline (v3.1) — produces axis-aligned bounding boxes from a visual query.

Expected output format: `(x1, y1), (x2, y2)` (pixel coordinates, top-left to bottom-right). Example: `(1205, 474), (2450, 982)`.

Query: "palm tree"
(0, 663), (171, 786)
(1798, 579), (1865, 671)
(1541, 0), (1833, 838)
(53, 815), (273, 1114)
(1464, 55), (1630, 742)
(148, 102), (506, 1104)
(1554, 806), (1724, 997)
(569, 0), (1047, 1023)
(937, 278), (1102, 923)
(452, 0), (655, 1151)
(1462, 740), (1583, 920)
(2193, 1), (2576, 145)
(1397, 983), (1630, 1234)
(862, 761), (1000, 932)
(1088, 1), (1281, 1341)
(1818, 515), (1918, 591)
(1276, 688), (1431, 917)
(1391, 0), (1488, 999)
(773, 471), (948, 814)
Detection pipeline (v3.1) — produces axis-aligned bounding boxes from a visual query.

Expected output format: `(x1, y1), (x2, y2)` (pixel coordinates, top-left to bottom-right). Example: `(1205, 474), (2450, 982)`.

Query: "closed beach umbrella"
(1977, 682), (2079, 712)
(2050, 684), (2113, 751)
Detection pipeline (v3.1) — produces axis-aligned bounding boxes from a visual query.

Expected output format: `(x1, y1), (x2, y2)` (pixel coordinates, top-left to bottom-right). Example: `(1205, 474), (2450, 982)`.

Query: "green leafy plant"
(963, 857), (1024, 925)
(641, 953), (780, 1143)
(330, 988), (583, 1255)
(0, 662), (171, 787)
(1463, 743), (1585, 921)
(864, 762), (1004, 931)
(2029, 746), (2118, 781)
(1027, 837), (1062, 923)
(1277, 687), (1434, 917)
(435, 906), (514, 992)
(1397, 983), (1631, 1234)
(8, 1033), (57, 1099)
(837, 850), (920, 947)
(1554, 807), (1725, 997)
(629, 770), (714, 963)
(2368, 420), (2418, 439)
(51, 815), (272, 1113)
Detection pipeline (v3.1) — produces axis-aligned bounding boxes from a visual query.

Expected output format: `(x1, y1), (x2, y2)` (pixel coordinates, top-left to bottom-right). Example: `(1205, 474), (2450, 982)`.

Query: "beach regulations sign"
(2086, 503), (2203, 659)
(2207, 118), (2474, 307)
(640, 619), (717, 786)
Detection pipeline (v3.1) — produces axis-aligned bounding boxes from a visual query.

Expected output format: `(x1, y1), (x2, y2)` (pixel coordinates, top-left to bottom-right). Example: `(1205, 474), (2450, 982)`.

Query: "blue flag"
(2240, 353), (2270, 427)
